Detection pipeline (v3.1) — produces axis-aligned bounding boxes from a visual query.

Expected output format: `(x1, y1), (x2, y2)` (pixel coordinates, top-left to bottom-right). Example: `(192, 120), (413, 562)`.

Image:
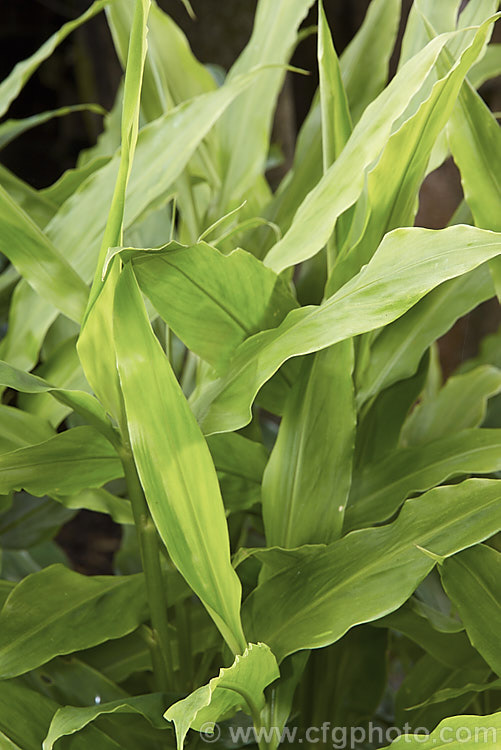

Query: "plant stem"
(120, 447), (175, 692)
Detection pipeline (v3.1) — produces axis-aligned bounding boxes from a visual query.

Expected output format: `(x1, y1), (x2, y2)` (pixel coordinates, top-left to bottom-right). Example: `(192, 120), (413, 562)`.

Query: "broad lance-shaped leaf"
(216, 0), (315, 210)
(0, 564), (147, 678)
(345, 428), (501, 532)
(43, 694), (167, 750)
(357, 265), (495, 405)
(441, 545), (501, 678)
(0, 359), (118, 446)
(243, 479), (501, 661)
(0, 186), (88, 323)
(264, 18), (495, 274)
(263, 342), (355, 547)
(383, 711), (501, 749)
(105, 241), (297, 371)
(164, 643), (279, 750)
(3, 68), (267, 377)
(401, 365), (501, 446)
(0, 426), (122, 497)
(192, 226), (501, 435)
(114, 263), (246, 655)
(0, 0), (110, 119)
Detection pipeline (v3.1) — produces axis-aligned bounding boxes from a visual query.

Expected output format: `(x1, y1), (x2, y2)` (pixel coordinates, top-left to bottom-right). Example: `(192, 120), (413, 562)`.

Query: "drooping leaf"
(192, 226), (501, 435)
(0, 564), (147, 678)
(52, 487), (133, 526)
(357, 265), (494, 405)
(0, 186), (89, 323)
(401, 366), (501, 446)
(0, 426), (122, 497)
(345, 428), (501, 531)
(0, 359), (117, 445)
(0, 0), (110, 119)
(244, 479), (501, 661)
(374, 599), (482, 670)
(43, 694), (168, 750)
(0, 104), (105, 151)
(114, 263), (246, 654)
(0, 405), (54, 454)
(441, 544), (501, 678)
(164, 642), (279, 750)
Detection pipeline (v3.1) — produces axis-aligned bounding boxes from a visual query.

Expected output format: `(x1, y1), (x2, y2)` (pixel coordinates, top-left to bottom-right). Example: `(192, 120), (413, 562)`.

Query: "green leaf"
(328, 11), (494, 295)
(78, 0), (151, 421)
(383, 711), (501, 748)
(399, 0), (461, 68)
(0, 681), (63, 750)
(216, 0), (314, 210)
(108, 241), (297, 370)
(345, 428), (501, 531)
(0, 405), (54, 454)
(164, 642), (279, 750)
(18, 336), (89, 428)
(40, 156), (112, 209)
(0, 163), (56, 228)
(402, 366), (501, 446)
(243, 478), (501, 661)
(0, 495), (74, 550)
(43, 694), (168, 750)
(262, 342), (355, 546)
(469, 42), (501, 88)
(113, 263), (246, 654)
(394, 652), (491, 733)
(318, 1), (352, 172)
(53, 488), (133, 526)
(441, 544), (501, 678)
(0, 104), (105, 151)
(192, 226), (501, 435)
(409, 677), (501, 711)
(207, 433), (267, 513)
(0, 426), (122, 497)
(374, 599), (481, 670)
(341, 0), (402, 122)
(357, 265), (494, 405)
(0, 0), (110, 119)
(0, 186), (89, 323)
(265, 19), (495, 274)
(0, 359), (118, 446)
(0, 564), (147, 678)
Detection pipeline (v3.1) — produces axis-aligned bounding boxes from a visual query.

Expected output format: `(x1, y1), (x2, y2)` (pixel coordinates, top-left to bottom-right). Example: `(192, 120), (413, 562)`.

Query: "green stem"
(120, 447), (175, 692)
